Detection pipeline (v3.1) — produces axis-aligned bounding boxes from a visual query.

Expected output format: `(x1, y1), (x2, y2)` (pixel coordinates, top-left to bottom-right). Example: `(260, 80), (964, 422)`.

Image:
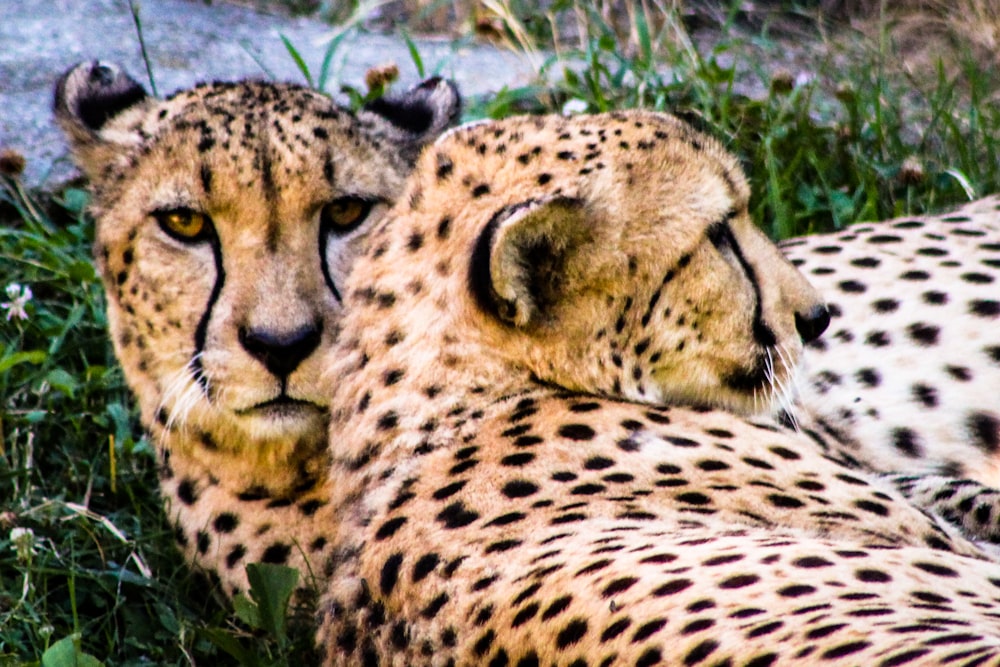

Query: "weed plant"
(2, 1), (999, 664)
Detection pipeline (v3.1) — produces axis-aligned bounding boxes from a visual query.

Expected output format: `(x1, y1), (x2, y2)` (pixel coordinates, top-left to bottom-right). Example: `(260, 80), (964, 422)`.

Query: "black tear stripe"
(191, 234), (225, 390)
(319, 224), (343, 304)
(707, 214), (777, 348)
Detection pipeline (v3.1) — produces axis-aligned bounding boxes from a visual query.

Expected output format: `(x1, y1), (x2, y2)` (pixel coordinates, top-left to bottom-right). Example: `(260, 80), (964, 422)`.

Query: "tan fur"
(54, 61), (458, 597)
(312, 111), (1000, 665)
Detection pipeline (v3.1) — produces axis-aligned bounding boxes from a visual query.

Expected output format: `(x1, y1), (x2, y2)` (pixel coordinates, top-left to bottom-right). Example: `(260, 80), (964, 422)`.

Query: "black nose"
(238, 323), (322, 378)
(795, 304), (831, 343)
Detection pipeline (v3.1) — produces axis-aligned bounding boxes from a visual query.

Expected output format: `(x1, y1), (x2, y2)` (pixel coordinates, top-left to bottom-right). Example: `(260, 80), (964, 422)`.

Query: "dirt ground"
(0, 0), (534, 187)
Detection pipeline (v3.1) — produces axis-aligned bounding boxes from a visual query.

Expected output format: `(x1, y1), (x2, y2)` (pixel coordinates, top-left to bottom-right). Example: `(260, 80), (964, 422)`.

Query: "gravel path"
(0, 0), (536, 187)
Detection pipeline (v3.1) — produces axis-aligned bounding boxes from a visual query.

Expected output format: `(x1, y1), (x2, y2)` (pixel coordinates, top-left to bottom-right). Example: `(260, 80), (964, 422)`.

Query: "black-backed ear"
(470, 196), (587, 328)
(361, 77), (462, 164)
(53, 61), (151, 178)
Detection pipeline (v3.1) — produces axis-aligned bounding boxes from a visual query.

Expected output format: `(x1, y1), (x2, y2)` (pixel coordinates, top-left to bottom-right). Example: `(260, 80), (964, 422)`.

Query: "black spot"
(542, 595), (573, 620)
(261, 543), (290, 564)
(602, 577), (638, 598)
(911, 384), (938, 408)
(967, 412), (1000, 453)
(436, 501), (479, 528)
(778, 584), (816, 597)
(684, 639), (719, 665)
(821, 641), (871, 659)
(501, 452), (536, 466)
(856, 568), (891, 583)
(380, 552), (404, 595)
(892, 428), (922, 457)
(900, 270), (930, 281)
(375, 516), (408, 540)
(923, 291), (948, 305)
(377, 411), (399, 430)
(485, 539), (522, 553)
(719, 574), (759, 589)
(502, 480), (539, 498)
(839, 280), (866, 293)
(471, 183), (490, 198)
(872, 298), (899, 313)
(225, 544), (246, 569)
(559, 424), (596, 441)
(412, 553), (440, 582)
(196, 531), (210, 554)
(768, 494), (804, 509)
(421, 592), (450, 619)
(177, 478), (198, 505)
(962, 272), (994, 284)
(584, 456), (615, 470)
(213, 513), (239, 533)
(511, 602), (540, 627)
(907, 322), (940, 346)
(970, 299), (1000, 317)
(632, 618), (668, 643)
(851, 257), (881, 268)
(854, 499), (890, 516)
(865, 330), (891, 347)
(856, 368), (881, 387)
(677, 492), (712, 506)
(912, 562), (958, 577)
(432, 480), (467, 500)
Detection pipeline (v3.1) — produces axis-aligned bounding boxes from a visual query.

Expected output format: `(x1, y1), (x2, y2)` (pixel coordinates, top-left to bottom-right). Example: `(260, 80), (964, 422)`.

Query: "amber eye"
(321, 197), (375, 235)
(154, 208), (212, 242)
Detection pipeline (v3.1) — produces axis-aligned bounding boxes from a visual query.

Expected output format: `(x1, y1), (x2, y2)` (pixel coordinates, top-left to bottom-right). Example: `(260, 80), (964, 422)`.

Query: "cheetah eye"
(153, 208), (213, 243)
(321, 197), (375, 235)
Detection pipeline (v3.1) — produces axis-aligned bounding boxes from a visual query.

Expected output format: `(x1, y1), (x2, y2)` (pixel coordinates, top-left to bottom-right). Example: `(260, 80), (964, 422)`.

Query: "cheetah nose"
(794, 304), (831, 343)
(238, 323), (322, 378)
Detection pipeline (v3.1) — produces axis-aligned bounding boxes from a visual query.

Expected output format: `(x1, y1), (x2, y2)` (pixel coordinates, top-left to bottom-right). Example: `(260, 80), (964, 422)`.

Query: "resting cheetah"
(54, 60), (459, 598)
(781, 198), (1000, 484)
(314, 111), (1000, 665)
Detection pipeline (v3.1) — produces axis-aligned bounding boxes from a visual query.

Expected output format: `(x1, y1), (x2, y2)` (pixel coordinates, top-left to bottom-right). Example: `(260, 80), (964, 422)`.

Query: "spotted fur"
(783, 197), (1000, 485)
(313, 112), (1000, 665)
(54, 60), (460, 597)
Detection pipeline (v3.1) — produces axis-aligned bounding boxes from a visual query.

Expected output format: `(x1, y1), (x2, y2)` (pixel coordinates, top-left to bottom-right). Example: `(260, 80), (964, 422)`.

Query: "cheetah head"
(342, 111), (828, 417)
(54, 61), (459, 490)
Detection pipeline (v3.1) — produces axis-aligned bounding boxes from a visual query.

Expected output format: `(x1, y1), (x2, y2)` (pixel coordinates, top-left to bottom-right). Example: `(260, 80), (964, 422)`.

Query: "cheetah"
(53, 60), (460, 598)
(313, 111), (1000, 665)
(781, 198), (1000, 484)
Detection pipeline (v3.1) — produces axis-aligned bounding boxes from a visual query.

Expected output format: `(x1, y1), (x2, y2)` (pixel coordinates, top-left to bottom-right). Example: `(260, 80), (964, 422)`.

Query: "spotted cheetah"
(781, 197), (1000, 484)
(313, 111), (1000, 665)
(53, 60), (460, 598)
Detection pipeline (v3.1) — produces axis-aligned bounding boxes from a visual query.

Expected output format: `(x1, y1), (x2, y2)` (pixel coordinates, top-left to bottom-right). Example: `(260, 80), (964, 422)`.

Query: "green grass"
(3, 1), (1000, 663)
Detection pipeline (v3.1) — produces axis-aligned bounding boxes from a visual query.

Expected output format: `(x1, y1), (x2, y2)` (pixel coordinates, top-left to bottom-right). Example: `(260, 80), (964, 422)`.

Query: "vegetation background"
(2, 0), (999, 664)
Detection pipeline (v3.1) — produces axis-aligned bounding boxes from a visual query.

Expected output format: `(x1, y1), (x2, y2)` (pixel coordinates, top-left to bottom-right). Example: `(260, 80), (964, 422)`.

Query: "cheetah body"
(314, 112), (1000, 665)
(783, 197), (1000, 484)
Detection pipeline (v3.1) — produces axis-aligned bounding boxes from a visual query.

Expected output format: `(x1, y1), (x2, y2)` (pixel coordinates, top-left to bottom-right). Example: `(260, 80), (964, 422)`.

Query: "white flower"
(561, 98), (589, 116)
(2, 283), (32, 321)
(10, 526), (36, 563)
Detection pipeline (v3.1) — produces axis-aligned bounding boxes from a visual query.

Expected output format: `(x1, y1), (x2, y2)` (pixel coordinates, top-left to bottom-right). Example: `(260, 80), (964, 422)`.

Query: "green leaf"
(0, 350), (47, 374)
(280, 34), (314, 88)
(67, 261), (96, 283)
(200, 627), (264, 667)
(232, 592), (262, 630)
(246, 563), (299, 643)
(41, 635), (104, 667)
(59, 189), (91, 216)
(401, 30), (425, 79)
(45, 368), (80, 399)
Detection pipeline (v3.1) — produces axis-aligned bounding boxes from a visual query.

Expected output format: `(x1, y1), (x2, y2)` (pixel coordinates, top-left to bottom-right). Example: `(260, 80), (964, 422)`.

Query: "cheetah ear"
(361, 77), (462, 165)
(471, 195), (587, 328)
(53, 60), (152, 179)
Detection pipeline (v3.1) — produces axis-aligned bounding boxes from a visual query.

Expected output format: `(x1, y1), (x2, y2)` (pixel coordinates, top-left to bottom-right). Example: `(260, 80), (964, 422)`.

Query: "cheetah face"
(55, 61), (459, 468)
(349, 111), (828, 416)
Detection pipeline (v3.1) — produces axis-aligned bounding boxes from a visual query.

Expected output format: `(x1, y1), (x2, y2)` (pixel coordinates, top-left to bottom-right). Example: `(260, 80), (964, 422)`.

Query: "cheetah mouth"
(722, 354), (773, 393)
(236, 395), (325, 420)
